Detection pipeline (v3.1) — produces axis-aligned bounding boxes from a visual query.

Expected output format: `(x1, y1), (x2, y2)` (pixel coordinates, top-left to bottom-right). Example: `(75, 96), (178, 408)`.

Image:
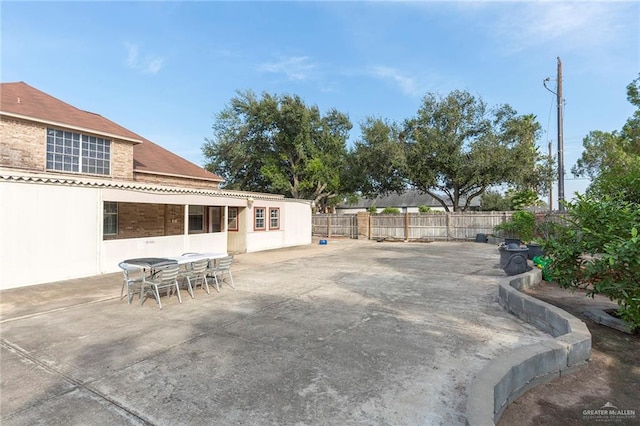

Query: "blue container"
(319, 239), (328, 245)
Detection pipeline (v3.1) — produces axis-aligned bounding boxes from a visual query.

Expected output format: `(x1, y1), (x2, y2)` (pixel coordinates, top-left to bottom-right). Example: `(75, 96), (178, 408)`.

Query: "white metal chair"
(142, 264), (182, 309)
(118, 262), (146, 304)
(209, 255), (235, 290)
(180, 258), (210, 296)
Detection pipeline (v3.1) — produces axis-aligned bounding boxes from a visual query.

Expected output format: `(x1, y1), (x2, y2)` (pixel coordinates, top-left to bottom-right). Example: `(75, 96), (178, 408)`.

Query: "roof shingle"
(1, 81), (222, 182)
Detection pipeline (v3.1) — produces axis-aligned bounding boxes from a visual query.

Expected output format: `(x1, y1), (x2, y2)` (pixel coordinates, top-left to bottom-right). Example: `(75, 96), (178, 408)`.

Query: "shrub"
(494, 210), (536, 242)
(380, 207), (401, 214)
(543, 195), (640, 330)
(418, 205), (431, 213)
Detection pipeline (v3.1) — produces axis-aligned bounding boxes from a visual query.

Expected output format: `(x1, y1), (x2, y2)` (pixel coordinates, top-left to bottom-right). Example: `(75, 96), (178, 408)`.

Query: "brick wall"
(0, 117), (46, 171)
(105, 202), (184, 240)
(111, 140), (134, 179)
(1, 116), (135, 179)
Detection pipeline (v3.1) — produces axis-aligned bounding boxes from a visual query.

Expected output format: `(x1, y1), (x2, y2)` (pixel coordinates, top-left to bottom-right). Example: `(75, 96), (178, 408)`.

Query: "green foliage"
(203, 90), (352, 211)
(547, 74), (640, 330)
(349, 118), (407, 197)
(572, 73), (640, 181)
(494, 210), (536, 242)
(367, 205), (378, 214)
(418, 205), (431, 213)
(480, 190), (512, 211)
(533, 214), (564, 240)
(493, 220), (519, 239)
(543, 195), (640, 330)
(352, 91), (551, 212)
(510, 189), (541, 210)
(380, 207), (401, 214)
(588, 161), (640, 204)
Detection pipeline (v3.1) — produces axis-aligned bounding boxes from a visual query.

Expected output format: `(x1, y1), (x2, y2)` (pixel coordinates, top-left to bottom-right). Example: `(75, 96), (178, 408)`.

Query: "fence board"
(312, 214), (357, 238)
(313, 211), (520, 240)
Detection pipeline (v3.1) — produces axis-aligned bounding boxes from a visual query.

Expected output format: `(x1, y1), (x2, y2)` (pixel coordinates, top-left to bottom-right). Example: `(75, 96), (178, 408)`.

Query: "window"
(254, 207), (266, 230)
(46, 129), (111, 175)
(228, 207), (239, 231)
(269, 208), (280, 230)
(189, 205), (204, 232)
(103, 202), (118, 235)
(209, 206), (223, 232)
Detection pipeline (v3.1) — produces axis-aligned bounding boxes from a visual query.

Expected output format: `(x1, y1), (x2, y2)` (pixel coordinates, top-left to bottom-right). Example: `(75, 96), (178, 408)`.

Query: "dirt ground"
(498, 280), (640, 426)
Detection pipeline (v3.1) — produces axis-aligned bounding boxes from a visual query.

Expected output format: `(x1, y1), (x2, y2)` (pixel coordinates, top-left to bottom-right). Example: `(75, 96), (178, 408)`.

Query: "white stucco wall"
(283, 201), (313, 246)
(245, 200), (312, 253)
(0, 181), (101, 289)
(227, 207), (249, 254)
(101, 232), (227, 275)
(0, 180), (313, 289)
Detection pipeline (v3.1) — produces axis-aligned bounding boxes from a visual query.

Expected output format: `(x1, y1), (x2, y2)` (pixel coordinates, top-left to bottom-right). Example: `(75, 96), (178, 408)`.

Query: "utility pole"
(548, 140), (553, 212)
(556, 57), (565, 211)
(544, 58), (566, 212)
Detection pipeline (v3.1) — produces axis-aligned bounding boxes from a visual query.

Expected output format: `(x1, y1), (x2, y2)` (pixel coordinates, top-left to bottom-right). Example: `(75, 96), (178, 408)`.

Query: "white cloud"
(259, 56), (316, 81)
(124, 42), (165, 75)
(493, 2), (632, 53)
(369, 66), (421, 97)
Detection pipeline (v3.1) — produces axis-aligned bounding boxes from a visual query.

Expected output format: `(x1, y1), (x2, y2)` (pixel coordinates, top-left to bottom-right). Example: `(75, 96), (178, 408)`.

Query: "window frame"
(269, 207), (280, 230)
(46, 128), (111, 175)
(254, 207), (266, 231)
(188, 205), (205, 233)
(103, 201), (118, 236)
(228, 207), (239, 232)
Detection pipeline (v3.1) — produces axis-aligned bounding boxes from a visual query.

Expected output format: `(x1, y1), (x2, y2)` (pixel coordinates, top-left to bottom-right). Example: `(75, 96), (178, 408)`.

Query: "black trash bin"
(475, 233), (488, 243)
(499, 246), (530, 276)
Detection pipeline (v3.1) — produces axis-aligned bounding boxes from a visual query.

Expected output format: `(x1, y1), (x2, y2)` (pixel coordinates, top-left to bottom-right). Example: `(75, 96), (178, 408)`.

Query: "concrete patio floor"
(0, 239), (548, 425)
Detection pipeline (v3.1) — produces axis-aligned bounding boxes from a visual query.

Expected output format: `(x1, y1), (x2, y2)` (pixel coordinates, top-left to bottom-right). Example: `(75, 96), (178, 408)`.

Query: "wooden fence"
(312, 212), (516, 241)
(312, 214), (359, 238)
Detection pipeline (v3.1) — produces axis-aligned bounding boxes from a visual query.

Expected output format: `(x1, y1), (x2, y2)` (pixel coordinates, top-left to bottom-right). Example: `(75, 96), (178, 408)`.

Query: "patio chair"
(209, 255), (235, 290)
(119, 262), (146, 304)
(180, 258), (210, 296)
(142, 264), (182, 309)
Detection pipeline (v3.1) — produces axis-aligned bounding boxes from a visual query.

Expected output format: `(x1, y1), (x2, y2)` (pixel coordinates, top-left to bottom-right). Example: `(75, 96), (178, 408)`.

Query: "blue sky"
(2, 1), (638, 208)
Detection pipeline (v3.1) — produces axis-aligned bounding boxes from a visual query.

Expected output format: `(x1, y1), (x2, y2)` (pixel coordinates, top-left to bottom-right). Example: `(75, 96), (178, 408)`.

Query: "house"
(0, 82), (312, 289)
(336, 189), (481, 214)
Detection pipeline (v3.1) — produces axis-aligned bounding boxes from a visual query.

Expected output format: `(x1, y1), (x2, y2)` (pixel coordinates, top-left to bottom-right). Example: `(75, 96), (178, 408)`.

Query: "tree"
(480, 189), (513, 211)
(543, 194), (640, 330)
(203, 91), (352, 210)
(353, 90), (552, 212)
(572, 74), (640, 180)
(348, 117), (407, 196)
(543, 74), (640, 330)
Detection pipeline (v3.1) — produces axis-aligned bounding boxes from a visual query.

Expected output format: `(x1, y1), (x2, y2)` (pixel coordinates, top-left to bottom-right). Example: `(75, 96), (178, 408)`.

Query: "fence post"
(327, 214), (331, 238)
(446, 212), (451, 241)
(404, 211), (409, 242)
(356, 212), (369, 239)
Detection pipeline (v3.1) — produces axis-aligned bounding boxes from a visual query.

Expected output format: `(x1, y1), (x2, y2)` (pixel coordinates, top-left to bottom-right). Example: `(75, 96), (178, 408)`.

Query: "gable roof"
(0, 81), (222, 182)
(1, 81), (143, 143)
(133, 136), (221, 182)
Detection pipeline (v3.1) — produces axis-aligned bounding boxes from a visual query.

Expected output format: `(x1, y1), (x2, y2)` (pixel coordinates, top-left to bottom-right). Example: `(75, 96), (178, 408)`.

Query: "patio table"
(167, 252), (228, 265)
(123, 257), (178, 277)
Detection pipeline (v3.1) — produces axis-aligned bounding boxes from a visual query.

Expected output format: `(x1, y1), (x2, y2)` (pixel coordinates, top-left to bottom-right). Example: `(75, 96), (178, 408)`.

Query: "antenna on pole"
(543, 57), (565, 211)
